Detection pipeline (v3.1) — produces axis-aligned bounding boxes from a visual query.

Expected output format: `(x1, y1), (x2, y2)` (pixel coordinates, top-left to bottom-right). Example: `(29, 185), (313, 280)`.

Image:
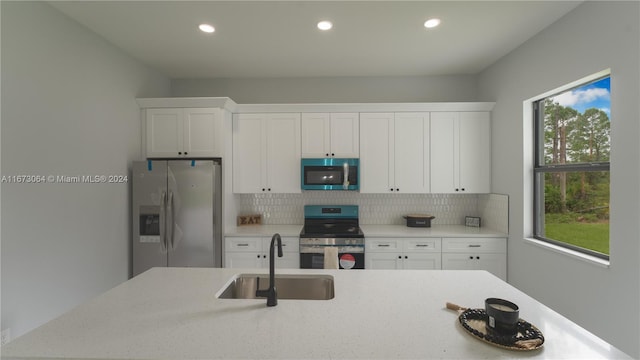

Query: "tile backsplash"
(237, 192), (508, 233)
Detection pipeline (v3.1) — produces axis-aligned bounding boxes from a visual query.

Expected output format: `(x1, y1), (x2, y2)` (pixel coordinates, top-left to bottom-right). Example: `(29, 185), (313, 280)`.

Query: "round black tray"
(457, 308), (545, 351)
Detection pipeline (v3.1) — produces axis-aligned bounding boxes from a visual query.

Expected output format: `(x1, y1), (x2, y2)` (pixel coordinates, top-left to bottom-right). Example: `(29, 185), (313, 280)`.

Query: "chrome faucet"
(255, 233), (283, 306)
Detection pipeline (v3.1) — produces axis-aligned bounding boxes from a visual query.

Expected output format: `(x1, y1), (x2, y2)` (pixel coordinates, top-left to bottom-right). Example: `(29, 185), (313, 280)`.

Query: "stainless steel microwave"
(301, 158), (359, 191)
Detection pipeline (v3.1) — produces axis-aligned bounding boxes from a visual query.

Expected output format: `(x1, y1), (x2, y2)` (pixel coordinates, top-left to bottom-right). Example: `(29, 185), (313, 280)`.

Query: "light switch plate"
(465, 216), (481, 227)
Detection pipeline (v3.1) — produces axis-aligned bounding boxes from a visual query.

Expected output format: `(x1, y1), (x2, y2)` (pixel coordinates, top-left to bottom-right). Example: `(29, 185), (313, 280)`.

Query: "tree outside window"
(534, 76), (610, 258)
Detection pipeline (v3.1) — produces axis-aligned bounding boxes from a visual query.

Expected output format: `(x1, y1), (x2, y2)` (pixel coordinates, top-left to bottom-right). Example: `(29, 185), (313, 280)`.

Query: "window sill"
(523, 238), (610, 268)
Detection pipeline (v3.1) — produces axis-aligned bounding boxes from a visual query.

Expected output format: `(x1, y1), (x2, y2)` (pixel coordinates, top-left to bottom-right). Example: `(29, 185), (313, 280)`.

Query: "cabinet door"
(359, 113), (393, 193)
(146, 108), (183, 158)
(330, 113), (359, 158)
(301, 113), (330, 157)
(278, 253), (301, 269)
(475, 253), (506, 281)
(442, 253), (476, 271)
(442, 253), (506, 281)
(430, 112), (457, 193)
(225, 252), (265, 268)
(278, 236), (300, 253)
(233, 114), (266, 193)
(265, 114), (301, 193)
(403, 253), (441, 270)
(183, 108), (220, 157)
(366, 252), (402, 269)
(394, 113), (429, 193)
(459, 112), (490, 193)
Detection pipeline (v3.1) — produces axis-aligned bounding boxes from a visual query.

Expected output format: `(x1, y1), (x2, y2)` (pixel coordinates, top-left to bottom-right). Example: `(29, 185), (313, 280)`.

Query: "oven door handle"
(300, 245), (365, 254)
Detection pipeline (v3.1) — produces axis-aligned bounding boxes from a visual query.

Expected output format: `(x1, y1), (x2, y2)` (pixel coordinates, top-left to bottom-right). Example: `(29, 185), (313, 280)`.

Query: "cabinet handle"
(398, 255), (402, 259)
(377, 244), (391, 247)
(331, 153), (335, 156)
(469, 256), (474, 259)
(415, 244), (430, 247)
(390, 188), (394, 192)
(476, 256), (480, 260)
(396, 188), (400, 191)
(184, 152), (188, 155)
(263, 255), (267, 258)
(267, 188), (271, 192)
(178, 152), (183, 155)
(404, 256), (408, 259)
(326, 153), (329, 157)
(257, 255), (260, 258)
(237, 243), (249, 247)
(461, 188), (465, 191)
(468, 244), (481, 248)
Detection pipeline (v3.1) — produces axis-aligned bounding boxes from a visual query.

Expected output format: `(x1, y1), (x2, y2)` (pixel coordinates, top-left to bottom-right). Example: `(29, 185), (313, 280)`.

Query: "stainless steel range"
(299, 205), (365, 269)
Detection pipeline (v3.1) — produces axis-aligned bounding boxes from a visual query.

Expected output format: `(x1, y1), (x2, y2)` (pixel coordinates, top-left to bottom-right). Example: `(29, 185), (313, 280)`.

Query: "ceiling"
(49, 1), (582, 79)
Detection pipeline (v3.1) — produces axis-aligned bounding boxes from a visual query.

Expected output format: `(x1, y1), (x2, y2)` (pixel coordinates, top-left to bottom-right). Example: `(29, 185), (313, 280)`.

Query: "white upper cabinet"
(146, 108), (222, 158)
(394, 113), (430, 193)
(301, 113), (359, 158)
(233, 113), (301, 193)
(360, 112), (430, 193)
(430, 112), (490, 193)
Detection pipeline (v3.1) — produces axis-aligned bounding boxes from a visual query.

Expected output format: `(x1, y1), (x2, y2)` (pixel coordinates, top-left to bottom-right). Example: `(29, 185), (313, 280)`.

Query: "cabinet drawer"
(279, 236), (299, 253)
(366, 238), (401, 252)
(225, 237), (262, 252)
(442, 238), (506, 253)
(403, 238), (441, 252)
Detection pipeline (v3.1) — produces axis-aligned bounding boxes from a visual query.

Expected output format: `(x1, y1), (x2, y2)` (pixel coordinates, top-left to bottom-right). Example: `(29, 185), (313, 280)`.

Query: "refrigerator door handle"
(168, 190), (175, 250)
(159, 191), (168, 253)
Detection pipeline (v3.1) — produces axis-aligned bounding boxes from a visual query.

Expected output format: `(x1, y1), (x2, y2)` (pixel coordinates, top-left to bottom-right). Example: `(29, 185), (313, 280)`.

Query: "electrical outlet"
(1, 328), (10, 346)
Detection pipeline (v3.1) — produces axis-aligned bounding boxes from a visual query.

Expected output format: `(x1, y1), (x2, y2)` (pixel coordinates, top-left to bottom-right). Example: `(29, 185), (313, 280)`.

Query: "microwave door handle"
(343, 163), (349, 190)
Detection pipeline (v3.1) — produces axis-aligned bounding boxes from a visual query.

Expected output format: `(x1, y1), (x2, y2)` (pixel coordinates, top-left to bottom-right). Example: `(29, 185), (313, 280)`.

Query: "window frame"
(532, 75), (611, 261)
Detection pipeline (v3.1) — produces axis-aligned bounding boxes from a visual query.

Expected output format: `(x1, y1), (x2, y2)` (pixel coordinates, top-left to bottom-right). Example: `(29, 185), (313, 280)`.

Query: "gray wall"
(171, 75), (478, 103)
(1, 1), (170, 340)
(477, 2), (639, 357)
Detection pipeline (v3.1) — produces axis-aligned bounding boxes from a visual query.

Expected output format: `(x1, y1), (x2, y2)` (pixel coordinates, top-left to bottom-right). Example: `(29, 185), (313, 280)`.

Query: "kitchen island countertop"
(1, 267), (630, 359)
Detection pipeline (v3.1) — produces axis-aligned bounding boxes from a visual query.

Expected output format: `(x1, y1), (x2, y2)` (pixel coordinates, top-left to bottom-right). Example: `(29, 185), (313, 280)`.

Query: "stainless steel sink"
(217, 274), (335, 300)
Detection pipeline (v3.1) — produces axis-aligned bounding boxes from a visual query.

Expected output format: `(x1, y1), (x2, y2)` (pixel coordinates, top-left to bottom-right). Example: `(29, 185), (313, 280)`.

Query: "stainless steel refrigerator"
(132, 159), (222, 277)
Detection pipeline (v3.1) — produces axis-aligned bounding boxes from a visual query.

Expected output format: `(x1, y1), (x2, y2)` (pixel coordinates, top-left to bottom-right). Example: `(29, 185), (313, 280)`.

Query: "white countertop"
(225, 224), (506, 238)
(360, 224), (507, 237)
(2, 267), (630, 360)
(225, 224), (302, 237)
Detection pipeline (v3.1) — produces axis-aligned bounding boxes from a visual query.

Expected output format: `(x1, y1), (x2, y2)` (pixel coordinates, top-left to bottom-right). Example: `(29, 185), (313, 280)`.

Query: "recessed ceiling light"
(198, 24), (215, 33)
(317, 20), (333, 31)
(424, 18), (441, 29)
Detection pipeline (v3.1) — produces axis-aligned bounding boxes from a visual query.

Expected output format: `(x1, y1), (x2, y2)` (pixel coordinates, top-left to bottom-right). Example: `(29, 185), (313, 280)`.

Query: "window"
(533, 75), (611, 260)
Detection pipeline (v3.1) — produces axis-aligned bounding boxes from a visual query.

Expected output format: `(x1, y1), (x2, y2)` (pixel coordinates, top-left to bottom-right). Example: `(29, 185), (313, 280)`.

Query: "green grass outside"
(544, 222), (610, 255)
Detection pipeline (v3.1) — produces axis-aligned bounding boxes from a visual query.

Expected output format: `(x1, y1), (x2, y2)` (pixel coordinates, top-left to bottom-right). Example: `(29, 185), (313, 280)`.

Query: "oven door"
(300, 246), (365, 269)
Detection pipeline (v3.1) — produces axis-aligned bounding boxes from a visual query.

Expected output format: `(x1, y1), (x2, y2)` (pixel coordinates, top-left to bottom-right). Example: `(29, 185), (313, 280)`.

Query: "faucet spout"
(255, 233), (283, 306)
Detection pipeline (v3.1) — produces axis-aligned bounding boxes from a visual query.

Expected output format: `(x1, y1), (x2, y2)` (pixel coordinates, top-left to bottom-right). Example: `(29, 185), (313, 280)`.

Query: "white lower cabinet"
(441, 238), (507, 281)
(225, 236), (300, 269)
(366, 238), (441, 270)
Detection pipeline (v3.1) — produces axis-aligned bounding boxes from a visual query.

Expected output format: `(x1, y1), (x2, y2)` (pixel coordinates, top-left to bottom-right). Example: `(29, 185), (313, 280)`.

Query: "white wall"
(478, 2), (639, 357)
(0, 2), (170, 340)
(171, 75), (478, 103)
